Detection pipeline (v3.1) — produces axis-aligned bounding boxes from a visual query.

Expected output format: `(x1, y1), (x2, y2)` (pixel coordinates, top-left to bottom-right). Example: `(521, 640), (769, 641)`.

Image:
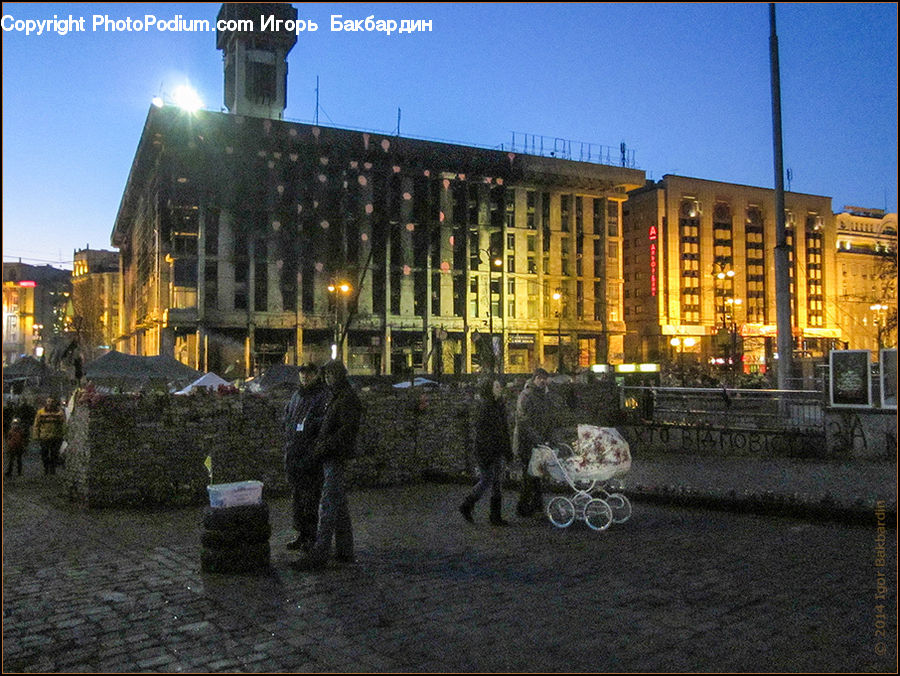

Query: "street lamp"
(714, 266), (736, 331)
(870, 303), (888, 351)
(724, 296), (743, 383)
(552, 289), (563, 373)
(327, 281), (352, 361)
(670, 336), (696, 387)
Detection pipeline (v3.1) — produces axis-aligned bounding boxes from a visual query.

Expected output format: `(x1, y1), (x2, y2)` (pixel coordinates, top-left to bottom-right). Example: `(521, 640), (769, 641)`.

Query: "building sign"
(829, 350), (871, 407)
(741, 324), (778, 337)
(803, 327), (842, 339)
(508, 333), (533, 345)
(648, 225), (658, 297)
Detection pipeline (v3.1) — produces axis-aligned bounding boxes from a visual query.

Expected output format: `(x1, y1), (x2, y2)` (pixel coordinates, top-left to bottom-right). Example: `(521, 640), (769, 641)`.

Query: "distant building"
(833, 207), (898, 353)
(110, 3), (644, 377)
(72, 248), (121, 360)
(622, 175), (840, 383)
(2, 263), (71, 365)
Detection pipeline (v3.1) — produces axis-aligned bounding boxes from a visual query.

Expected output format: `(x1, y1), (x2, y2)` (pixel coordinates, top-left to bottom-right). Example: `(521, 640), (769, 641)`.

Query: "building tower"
(216, 3), (297, 119)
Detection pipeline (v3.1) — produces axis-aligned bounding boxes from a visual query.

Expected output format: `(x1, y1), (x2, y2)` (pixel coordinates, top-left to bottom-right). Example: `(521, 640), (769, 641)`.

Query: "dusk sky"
(3, 2), (897, 270)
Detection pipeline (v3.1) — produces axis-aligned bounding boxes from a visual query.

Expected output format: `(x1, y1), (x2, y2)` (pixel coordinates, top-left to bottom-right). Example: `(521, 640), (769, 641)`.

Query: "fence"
(621, 386), (825, 432)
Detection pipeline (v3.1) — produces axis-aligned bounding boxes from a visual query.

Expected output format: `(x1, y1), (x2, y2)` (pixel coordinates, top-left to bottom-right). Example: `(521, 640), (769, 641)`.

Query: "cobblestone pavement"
(2, 452), (897, 673)
(618, 453), (897, 512)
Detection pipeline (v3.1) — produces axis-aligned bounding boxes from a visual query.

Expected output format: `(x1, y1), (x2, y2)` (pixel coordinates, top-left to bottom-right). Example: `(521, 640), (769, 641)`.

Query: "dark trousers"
(517, 472), (544, 516)
(464, 458), (504, 505)
(291, 470), (323, 544)
(5, 450), (24, 476)
(311, 459), (353, 561)
(40, 439), (63, 475)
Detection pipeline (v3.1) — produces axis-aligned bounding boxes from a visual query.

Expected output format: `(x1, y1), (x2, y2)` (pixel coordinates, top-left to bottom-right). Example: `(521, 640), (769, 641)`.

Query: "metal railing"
(621, 386), (825, 432)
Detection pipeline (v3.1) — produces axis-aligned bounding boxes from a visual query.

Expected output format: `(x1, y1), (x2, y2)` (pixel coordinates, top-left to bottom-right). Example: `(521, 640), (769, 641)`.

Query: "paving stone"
(3, 452), (897, 672)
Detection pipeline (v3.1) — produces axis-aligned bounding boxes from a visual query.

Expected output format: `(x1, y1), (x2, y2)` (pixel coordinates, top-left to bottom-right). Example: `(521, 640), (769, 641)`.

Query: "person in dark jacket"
(514, 368), (554, 517)
(459, 377), (514, 526)
(291, 360), (362, 571)
(282, 363), (329, 552)
(5, 418), (28, 477)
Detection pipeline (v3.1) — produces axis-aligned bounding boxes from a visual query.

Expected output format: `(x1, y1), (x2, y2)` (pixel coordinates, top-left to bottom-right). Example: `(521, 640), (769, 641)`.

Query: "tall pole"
(557, 311), (563, 373)
(770, 3), (794, 389)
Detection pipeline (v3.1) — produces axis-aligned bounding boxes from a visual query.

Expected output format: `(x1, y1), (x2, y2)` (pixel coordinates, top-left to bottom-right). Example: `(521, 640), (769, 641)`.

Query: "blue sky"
(3, 2), (897, 269)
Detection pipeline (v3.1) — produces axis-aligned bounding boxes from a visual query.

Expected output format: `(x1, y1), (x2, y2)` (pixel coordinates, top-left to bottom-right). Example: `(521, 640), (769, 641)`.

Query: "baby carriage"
(528, 425), (632, 531)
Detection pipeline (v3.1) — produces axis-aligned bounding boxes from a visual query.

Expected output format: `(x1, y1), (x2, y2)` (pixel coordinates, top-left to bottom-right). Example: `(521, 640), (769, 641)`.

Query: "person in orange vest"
(32, 397), (66, 475)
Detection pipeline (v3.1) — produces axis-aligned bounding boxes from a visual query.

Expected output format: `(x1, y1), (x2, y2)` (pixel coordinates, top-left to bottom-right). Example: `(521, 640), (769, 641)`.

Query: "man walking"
(291, 360), (362, 571)
(32, 397), (65, 475)
(282, 363), (329, 552)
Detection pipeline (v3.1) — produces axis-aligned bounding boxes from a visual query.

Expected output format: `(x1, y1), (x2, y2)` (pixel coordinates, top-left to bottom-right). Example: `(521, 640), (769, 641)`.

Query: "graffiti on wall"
(623, 424), (823, 457)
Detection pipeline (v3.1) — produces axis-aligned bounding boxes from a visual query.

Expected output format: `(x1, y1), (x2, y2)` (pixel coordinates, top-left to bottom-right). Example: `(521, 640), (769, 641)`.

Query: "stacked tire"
(200, 502), (271, 574)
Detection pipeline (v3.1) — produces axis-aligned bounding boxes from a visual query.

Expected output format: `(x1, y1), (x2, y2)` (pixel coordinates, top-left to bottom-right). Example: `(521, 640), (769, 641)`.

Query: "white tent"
(392, 377), (439, 389)
(175, 372), (230, 394)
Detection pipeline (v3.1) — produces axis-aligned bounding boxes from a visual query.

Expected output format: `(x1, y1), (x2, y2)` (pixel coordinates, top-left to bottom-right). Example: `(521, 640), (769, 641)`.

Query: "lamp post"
(724, 296), (743, 384)
(552, 289), (563, 373)
(870, 303), (887, 351)
(327, 281), (352, 361)
(713, 265), (736, 330)
(670, 336), (696, 387)
(480, 249), (503, 372)
(713, 263), (736, 380)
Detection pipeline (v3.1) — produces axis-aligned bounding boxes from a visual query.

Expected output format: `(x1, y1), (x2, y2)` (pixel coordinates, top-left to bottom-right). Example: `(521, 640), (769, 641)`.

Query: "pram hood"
(528, 425), (631, 482)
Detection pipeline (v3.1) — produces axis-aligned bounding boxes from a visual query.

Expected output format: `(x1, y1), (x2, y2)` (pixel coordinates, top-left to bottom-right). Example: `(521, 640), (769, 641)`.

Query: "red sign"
(648, 227), (658, 297)
(18, 280), (36, 287)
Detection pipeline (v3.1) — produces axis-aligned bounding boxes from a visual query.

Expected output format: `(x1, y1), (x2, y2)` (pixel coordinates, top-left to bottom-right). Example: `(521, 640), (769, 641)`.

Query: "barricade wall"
(62, 380), (853, 507)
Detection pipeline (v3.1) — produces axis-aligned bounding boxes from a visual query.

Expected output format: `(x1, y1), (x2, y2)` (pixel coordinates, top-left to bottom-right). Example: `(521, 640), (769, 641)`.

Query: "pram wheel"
(584, 498), (613, 531)
(547, 496), (575, 528)
(607, 493), (632, 524)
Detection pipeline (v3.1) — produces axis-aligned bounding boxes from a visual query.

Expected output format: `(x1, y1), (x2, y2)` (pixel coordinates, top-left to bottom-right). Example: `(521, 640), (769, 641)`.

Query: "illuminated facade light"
(172, 85), (203, 112)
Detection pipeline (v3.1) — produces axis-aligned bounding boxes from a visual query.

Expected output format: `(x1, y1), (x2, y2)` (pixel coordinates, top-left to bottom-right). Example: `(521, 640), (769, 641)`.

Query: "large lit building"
(833, 207), (898, 354)
(2, 263), (72, 365)
(111, 3), (644, 376)
(71, 248), (121, 361)
(622, 175), (841, 383)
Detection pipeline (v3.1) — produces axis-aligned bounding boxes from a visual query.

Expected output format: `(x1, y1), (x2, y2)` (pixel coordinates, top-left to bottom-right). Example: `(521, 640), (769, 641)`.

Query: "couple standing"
(459, 367), (554, 525)
(282, 360), (362, 571)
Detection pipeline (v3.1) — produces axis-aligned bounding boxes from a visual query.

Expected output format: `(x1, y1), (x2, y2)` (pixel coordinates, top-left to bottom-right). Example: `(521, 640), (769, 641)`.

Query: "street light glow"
(172, 85), (202, 112)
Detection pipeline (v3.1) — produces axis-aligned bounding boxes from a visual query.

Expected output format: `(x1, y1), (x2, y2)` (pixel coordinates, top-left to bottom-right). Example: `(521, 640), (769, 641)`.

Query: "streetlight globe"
(684, 337), (696, 348)
(670, 337), (681, 347)
(338, 283), (351, 294)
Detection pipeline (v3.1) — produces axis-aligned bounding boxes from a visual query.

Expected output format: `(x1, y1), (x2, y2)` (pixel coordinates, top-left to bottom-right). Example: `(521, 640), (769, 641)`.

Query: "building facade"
(833, 207), (898, 354)
(622, 175), (840, 382)
(72, 248), (121, 361)
(111, 5), (644, 376)
(2, 263), (72, 365)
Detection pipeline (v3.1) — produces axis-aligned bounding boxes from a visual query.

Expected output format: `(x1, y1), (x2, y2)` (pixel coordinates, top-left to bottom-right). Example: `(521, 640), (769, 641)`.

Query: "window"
(607, 201), (619, 237)
(526, 190), (536, 229)
(247, 60), (276, 104)
(561, 195), (571, 231)
(205, 208), (220, 255)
